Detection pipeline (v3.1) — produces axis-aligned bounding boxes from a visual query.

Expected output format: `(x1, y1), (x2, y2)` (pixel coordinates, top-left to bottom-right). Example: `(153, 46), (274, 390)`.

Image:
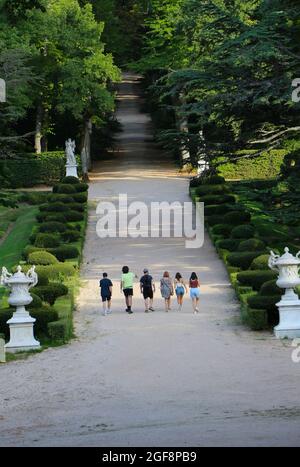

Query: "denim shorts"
(176, 286), (185, 296)
(190, 288), (200, 299)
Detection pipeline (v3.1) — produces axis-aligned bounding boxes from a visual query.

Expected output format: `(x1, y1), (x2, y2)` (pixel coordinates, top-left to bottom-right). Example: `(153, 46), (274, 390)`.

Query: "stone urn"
(0, 265), (40, 352)
(269, 248), (300, 339)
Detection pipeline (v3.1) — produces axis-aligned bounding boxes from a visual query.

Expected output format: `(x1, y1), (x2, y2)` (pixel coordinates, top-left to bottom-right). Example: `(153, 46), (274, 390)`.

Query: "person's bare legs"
(144, 297), (149, 312)
(107, 299), (112, 314)
(167, 297), (171, 311)
(165, 299), (169, 312)
(177, 295), (183, 311)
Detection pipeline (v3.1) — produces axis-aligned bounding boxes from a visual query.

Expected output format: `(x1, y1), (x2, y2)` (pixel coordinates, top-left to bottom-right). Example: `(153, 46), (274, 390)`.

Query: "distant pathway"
(0, 73), (299, 447)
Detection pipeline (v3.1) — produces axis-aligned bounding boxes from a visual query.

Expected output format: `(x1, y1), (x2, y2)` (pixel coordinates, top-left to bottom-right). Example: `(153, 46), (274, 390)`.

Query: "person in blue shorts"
(189, 272), (200, 314)
(174, 272), (188, 311)
(100, 273), (113, 316)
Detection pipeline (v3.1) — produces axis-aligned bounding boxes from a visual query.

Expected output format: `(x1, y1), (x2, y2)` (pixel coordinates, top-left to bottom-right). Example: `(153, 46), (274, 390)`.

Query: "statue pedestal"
(274, 295), (300, 339)
(5, 307), (40, 353)
(66, 164), (78, 178)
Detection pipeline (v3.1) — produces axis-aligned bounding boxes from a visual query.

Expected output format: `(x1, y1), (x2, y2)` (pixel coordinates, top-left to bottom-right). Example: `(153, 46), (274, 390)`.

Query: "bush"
(34, 233), (61, 248)
(237, 270), (278, 291)
(253, 222), (289, 240)
(71, 192), (88, 203)
(28, 251), (59, 266)
(200, 194), (236, 205)
(260, 280), (282, 296)
(216, 239), (241, 252)
(66, 203), (85, 213)
(206, 215), (224, 226)
(224, 211), (251, 225)
(35, 263), (76, 280)
(23, 245), (44, 259)
(227, 251), (266, 270)
(51, 245), (79, 261)
(28, 293), (43, 309)
(205, 204), (234, 216)
(195, 184), (228, 196)
(245, 308), (268, 330)
(74, 183), (89, 193)
(250, 254), (270, 270)
(40, 202), (69, 213)
(34, 283), (69, 305)
(64, 211), (84, 222)
(53, 184), (77, 194)
(48, 318), (73, 342)
(211, 224), (233, 236)
(61, 176), (80, 184)
(247, 295), (281, 321)
(31, 307), (59, 335)
(231, 225), (256, 239)
(238, 239), (266, 252)
(38, 222), (67, 233)
(61, 230), (81, 243)
(49, 195), (75, 204)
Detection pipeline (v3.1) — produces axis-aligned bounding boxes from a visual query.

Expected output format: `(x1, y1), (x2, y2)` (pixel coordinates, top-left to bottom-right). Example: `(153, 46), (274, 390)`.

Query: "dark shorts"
(123, 288), (134, 297)
(101, 294), (111, 303)
(143, 287), (153, 300)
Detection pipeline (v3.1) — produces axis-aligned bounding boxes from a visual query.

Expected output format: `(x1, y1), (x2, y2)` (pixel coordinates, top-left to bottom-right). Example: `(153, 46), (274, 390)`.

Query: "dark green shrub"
(43, 214), (67, 223)
(64, 211), (84, 222)
(48, 318), (73, 342)
(61, 230), (81, 242)
(75, 183), (88, 193)
(28, 293), (43, 309)
(205, 204), (234, 216)
(238, 239), (266, 252)
(224, 211), (251, 225)
(260, 280), (282, 296)
(61, 176), (80, 184)
(200, 194), (236, 205)
(40, 202), (69, 213)
(206, 215), (224, 226)
(53, 184), (77, 194)
(0, 309), (13, 339)
(34, 233), (61, 248)
(250, 254), (270, 270)
(71, 192), (88, 203)
(253, 222), (289, 240)
(34, 283), (68, 305)
(66, 203), (85, 213)
(247, 294), (280, 311)
(23, 245), (43, 259)
(28, 251), (59, 266)
(31, 307), (59, 335)
(49, 194), (75, 204)
(231, 225), (256, 239)
(38, 222), (67, 233)
(245, 308), (268, 330)
(216, 239), (241, 252)
(237, 270), (278, 291)
(211, 224), (233, 236)
(51, 245), (79, 261)
(195, 184), (228, 196)
(227, 251), (266, 270)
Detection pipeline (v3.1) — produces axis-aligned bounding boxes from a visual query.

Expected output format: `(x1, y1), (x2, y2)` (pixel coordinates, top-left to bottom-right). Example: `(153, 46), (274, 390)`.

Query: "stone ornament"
(0, 265), (40, 352)
(269, 248), (300, 339)
(65, 138), (78, 178)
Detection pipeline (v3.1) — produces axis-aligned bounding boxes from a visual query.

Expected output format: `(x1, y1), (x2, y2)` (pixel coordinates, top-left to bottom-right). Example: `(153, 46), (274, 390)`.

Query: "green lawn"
(0, 206), (38, 269)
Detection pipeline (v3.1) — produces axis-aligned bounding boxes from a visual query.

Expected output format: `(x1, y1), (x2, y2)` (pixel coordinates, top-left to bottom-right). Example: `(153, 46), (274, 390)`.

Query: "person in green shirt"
(121, 266), (137, 314)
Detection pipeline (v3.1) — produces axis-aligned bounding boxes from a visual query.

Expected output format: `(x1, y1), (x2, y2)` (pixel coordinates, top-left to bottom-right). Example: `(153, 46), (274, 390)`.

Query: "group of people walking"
(99, 266), (201, 316)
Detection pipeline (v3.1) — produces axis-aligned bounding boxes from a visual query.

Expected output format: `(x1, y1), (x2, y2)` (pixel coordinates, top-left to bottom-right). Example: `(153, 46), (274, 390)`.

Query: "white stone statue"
(65, 139), (77, 166)
(1, 267), (12, 286)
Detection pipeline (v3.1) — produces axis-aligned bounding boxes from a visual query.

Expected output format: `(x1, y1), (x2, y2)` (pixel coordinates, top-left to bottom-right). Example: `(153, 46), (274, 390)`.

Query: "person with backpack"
(189, 272), (200, 314)
(140, 268), (156, 313)
(99, 272), (113, 316)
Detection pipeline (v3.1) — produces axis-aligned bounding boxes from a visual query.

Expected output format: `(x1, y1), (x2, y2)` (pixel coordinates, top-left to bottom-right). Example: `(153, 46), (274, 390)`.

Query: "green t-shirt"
(122, 272), (135, 289)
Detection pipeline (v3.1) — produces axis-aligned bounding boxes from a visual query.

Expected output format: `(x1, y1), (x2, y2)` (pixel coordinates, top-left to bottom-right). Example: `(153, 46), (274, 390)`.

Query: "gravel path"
(0, 73), (300, 447)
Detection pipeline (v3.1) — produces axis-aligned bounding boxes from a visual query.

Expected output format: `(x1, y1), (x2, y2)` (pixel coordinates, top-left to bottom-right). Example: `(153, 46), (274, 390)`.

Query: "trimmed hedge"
(227, 251), (266, 270)
(61, 230), (81, 243)
(245, 308), (268, 330)
(231, 225), (256, 239)
(51, 245), (79, 261)
(195, 184), (228, 196)
(0, 306), (58, 338)
(205, 204), (235, 216)
(238, 239), (266, 252)
(216, 239), (241, 252)
(224, 211), (251, 225)
(200, 194), (236, 205)
(38, 222), (67, 233)
(206, 215), (224, 226)
(40, 202), (69, 213)
(237, 270), (278, 291)
(34, 283), (69, 306)
(28, 251), (59, 266)
(48, 318), (73, 342)
(260, 280), (282, 296)
(250, 254), (270, 270)
(211, 224), (233, 236)
(64, 211), (84, 222)
(61, 176), (81, 184)
(28, 293), (43, 309)
(34, 233), (61, 248)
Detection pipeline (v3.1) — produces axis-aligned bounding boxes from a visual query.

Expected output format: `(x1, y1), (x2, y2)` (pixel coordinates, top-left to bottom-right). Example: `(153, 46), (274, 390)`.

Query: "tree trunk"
(173, 93), (190, 166)
(81, 118), (92, 181)
(35, 104), (43, 154)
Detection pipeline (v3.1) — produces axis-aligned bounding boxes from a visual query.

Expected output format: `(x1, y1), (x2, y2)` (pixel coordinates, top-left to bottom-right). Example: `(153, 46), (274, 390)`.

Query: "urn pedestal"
(0, 266), (40, 352)
(269, 248), (300, 339)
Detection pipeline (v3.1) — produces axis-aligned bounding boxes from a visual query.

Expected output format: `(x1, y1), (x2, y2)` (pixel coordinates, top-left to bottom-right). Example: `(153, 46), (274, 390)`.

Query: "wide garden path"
(0, 73), (300, 447)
